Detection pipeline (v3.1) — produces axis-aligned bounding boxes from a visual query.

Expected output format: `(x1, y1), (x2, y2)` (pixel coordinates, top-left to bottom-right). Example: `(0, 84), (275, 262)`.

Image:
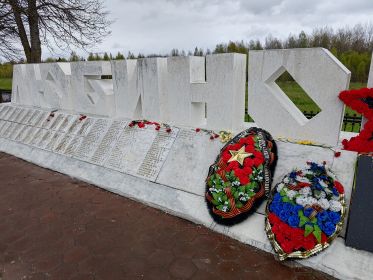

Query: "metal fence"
(303, 110), (362, 132)
(245, 109), (362, 132)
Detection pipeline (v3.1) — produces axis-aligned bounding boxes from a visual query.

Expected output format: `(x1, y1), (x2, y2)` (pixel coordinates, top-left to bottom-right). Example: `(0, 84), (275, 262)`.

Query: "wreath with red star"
(205, 127), (277, 225)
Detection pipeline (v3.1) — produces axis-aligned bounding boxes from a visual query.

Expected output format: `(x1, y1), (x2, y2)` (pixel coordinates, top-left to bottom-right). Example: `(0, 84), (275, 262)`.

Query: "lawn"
(0, 78), (12, 91)
(275, 81), (365, 116)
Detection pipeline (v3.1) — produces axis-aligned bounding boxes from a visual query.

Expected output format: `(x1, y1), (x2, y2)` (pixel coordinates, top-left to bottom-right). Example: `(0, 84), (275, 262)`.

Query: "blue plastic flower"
(323, 221), (336, 236)
(273, 193), (282, 202)
(282, 203), (293, 212)
(317, 211), (329, 222)
(287, 215), (300, 228)
(332, 188), (339, 196)
(279, 210), (290, 221)
(270, 201), (281, 214)
(328, 211), (341, 225)
(289, 171), (297, 179)
(304, 208), (314, 217)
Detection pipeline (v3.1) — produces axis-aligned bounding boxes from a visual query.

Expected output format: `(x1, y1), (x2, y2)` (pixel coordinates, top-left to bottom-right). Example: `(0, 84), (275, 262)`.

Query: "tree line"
(1, 24), (372, 82)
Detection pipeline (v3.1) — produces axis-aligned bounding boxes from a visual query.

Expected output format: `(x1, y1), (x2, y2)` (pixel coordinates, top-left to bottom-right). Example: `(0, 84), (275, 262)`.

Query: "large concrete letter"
(112, 58), (167, 121)
(70, 61), (114, 117)
(248, 48), (351, 146)
(167, 53), (246, 131)
(12, 63), (72, 110)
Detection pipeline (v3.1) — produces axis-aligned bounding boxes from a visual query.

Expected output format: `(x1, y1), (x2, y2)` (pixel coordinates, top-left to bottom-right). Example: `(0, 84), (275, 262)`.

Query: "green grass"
(275, 81), (365, 116)
(0, 78), (12, 91)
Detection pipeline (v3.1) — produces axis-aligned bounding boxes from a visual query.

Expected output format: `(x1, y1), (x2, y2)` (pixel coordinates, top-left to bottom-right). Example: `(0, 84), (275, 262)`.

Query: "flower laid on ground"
(205, 127), (277, 225)
(46, 110), (57, 122)
(194, 128), (233, 143)
(128, 120), (171, 133)
(266, 162), (345, 260)
(339, 88), (373, 153)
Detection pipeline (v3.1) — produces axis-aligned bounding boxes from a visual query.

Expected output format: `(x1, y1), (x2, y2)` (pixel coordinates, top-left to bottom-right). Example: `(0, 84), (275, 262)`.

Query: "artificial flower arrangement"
(265, 162), (345, 260)
(339, 87), (373, 153)
(205, 127), (277, 225)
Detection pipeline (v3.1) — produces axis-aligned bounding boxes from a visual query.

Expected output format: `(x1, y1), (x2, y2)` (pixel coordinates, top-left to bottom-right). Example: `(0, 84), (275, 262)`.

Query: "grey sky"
(52, 0), (373, 57)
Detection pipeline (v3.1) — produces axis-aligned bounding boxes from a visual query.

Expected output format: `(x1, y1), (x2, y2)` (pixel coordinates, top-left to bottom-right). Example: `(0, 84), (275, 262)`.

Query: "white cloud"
(44, 0), (373, 58)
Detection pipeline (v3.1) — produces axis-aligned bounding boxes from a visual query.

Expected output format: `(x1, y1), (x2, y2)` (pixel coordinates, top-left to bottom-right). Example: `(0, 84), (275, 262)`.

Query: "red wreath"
(339, 88), (373, 153)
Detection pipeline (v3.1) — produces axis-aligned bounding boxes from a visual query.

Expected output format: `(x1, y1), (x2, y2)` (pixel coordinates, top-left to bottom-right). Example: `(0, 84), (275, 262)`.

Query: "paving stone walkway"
(0, 152), (334, 280)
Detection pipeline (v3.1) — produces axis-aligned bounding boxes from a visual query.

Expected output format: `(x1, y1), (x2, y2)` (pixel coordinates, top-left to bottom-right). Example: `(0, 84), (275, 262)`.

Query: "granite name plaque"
(345, 155), (373, 253)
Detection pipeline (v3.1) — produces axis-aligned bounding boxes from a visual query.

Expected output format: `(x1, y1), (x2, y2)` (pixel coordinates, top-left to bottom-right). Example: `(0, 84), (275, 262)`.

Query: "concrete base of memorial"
(0, 103), (370, 280)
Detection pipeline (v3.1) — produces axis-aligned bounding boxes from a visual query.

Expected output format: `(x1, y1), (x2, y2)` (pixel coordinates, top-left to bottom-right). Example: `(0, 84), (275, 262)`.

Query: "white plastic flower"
(326, 168), (337, 180)
(305, 197), (317, 206)
(295, 196), (307, 207)
(299, 187), (311, 197)
(283, 177), (290, 184)
(276, 183), (285, 192)
(318, 198), (330, 210)
(314, 190), (327, 199)
(296, 176), (310, 183)
(286, 190), (297, 200)
(329, 200), (342, 212)
(319, 180), (329, 189)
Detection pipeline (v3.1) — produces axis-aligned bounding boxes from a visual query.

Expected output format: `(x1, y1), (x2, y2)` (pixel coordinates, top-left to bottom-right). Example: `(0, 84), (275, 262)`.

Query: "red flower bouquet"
(339, 88), (373, 153)
(205, 127), (277, 225)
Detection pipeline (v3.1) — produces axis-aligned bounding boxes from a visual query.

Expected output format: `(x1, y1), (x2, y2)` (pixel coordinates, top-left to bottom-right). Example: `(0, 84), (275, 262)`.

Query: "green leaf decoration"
(299, 216), (309, 227)
(312, 225), (322, 243)
(233, 191), (239, 199)
(304, 224), (314, 237)
(211, 199), (219, 206)
(280, 189), (287, 197)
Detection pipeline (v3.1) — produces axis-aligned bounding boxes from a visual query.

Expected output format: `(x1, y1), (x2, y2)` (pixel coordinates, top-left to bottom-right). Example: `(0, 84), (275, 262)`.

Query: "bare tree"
(0, 2), (21, 61)
(0, 0), (111, 63)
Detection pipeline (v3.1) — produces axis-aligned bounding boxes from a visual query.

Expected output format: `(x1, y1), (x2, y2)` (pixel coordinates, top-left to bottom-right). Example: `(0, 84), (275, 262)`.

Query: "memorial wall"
(1, 48), (371, 280)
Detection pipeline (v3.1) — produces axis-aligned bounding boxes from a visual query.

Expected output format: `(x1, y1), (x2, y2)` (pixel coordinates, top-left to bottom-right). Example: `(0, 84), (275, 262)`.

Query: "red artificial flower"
(334, 181), (345, 194)
(226, 161), (240, 172)
(137, 122), (145, 128)
(334, 151), (341, 158)
(339, 88), (373, 153)
(166, 128), (172, 133)
(129, 123), (134, 127)
(245, 145), (256, 153)
(242, 136), (255, 146)
(155, 126), (160, 131)
(195, 128), (201, 132)
(242, 166), (253, 176)
(214, 134), (219, 139)
(209, 135), (214, 140)
(281, 241), (294, 254)
(238, 175), (250, 185)
(221, 152), (231, 163)
(233, 168), (245, 178)
(244, 157), (255, 167)
(253, 155), (264, 167)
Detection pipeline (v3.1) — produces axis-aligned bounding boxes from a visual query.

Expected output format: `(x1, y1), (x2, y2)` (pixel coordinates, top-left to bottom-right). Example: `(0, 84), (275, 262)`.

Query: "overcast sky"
(52, 0), (373, 57)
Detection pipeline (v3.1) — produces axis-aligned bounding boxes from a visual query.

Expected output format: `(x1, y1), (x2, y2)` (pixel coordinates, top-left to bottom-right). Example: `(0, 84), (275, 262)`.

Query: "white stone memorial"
(248, 48), (350, 146)
(0, 50), (370, 280)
